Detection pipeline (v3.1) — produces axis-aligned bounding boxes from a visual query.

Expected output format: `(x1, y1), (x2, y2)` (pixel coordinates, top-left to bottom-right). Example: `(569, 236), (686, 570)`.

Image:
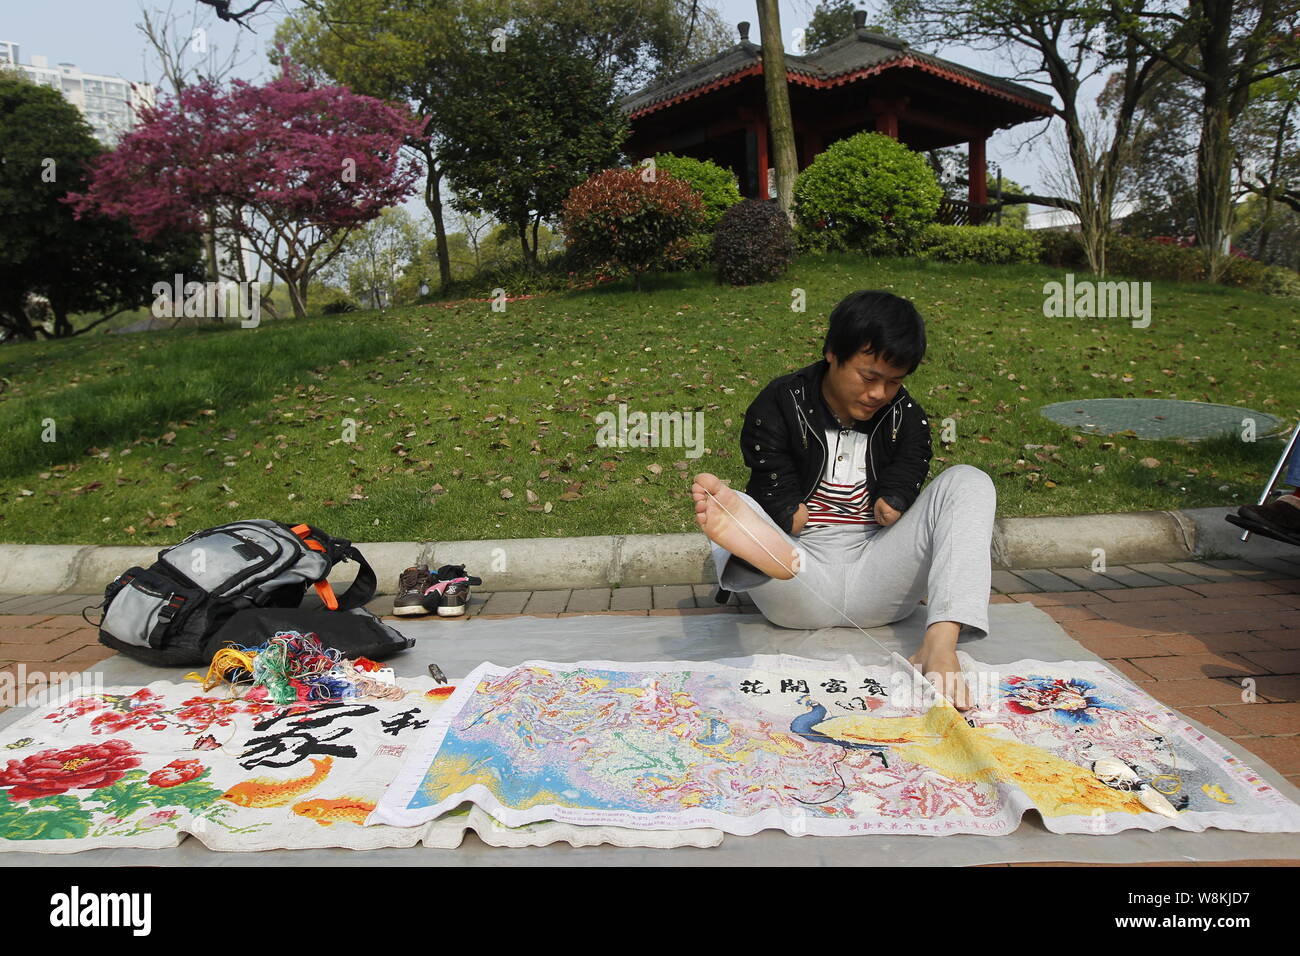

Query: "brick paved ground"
(2, 554), (1298, 866)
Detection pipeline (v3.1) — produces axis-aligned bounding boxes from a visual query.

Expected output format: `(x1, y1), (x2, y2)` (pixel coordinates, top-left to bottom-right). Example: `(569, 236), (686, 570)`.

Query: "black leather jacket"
(739, 358), (934, 535)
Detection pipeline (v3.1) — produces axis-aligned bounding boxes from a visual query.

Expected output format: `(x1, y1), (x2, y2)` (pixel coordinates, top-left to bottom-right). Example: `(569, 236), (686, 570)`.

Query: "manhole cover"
(1039, 399), (1283, 441)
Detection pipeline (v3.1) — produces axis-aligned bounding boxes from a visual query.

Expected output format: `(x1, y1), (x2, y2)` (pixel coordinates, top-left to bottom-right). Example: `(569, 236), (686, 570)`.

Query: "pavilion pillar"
(968, 134), (988, 222)
(868, 95), (906, 140)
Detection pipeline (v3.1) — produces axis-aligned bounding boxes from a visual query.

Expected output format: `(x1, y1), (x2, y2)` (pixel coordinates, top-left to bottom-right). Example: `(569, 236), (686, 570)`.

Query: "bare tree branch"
(71, 307), (133, 336)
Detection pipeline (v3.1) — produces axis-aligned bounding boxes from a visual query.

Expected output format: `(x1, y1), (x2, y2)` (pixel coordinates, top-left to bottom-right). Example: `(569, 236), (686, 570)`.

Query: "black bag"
(202, 606), (415, 663)
(94, 519), (378, 667)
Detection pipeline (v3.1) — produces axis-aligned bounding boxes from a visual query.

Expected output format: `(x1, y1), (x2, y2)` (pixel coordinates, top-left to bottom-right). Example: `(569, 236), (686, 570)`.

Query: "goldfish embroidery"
(219, 756), (333, 808)
(291, 796), (376, 827)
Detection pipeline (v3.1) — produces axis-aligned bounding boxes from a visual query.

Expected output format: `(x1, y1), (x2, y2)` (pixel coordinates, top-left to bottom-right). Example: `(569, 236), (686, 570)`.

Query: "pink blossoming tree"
(67, 63), (426, 318)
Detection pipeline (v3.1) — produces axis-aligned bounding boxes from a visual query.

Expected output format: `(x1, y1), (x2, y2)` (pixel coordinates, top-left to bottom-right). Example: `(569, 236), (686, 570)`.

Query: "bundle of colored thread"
(197, 647), (258, 693)
(192, 631), (402, 704)
(331, 660), (406, 702)
(246, 631), (346, 703)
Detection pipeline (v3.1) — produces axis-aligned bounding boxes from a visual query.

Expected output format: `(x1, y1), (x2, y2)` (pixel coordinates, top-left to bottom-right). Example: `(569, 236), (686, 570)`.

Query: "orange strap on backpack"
(291, 523), (339, 610)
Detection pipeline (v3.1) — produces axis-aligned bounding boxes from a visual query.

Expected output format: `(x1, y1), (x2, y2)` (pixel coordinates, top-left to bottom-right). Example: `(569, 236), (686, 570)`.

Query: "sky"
(2, 0), (1106, 208)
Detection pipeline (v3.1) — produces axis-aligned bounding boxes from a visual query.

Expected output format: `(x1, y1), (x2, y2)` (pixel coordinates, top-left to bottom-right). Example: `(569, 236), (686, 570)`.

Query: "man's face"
(824, 347), (910, 421)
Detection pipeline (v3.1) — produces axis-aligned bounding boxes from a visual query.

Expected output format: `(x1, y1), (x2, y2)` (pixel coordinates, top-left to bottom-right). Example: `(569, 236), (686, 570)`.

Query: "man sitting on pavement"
(692, 290), (998, 711)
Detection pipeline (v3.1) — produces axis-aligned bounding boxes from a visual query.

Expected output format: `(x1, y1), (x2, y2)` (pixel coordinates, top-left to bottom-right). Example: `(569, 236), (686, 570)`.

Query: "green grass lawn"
(0, 253), (1295, 546)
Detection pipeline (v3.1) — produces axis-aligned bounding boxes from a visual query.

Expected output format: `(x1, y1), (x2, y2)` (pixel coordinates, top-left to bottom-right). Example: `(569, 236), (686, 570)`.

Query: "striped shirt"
(804, 423), (879, 528)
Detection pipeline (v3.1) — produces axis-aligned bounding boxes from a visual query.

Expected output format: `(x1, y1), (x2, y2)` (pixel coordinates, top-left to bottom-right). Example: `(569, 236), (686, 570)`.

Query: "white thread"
(703, 486), (960, 711)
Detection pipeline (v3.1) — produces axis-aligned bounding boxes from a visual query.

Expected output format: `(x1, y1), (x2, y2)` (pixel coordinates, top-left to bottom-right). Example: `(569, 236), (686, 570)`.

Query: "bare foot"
(692, 472), (796, 580)
(907, 644), (973, 711)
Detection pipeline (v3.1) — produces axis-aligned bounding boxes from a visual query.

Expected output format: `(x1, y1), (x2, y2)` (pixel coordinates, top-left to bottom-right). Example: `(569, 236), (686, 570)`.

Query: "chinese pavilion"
(619, 10), (1056, 222)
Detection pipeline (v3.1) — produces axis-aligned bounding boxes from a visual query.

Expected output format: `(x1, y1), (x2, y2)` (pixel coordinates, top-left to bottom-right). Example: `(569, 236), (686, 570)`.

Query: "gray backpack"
(95, 520), (378, 666)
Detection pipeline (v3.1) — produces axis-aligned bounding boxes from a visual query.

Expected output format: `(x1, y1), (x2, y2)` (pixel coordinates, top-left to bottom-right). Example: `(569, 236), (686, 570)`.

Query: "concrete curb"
(0, 506), (1292, 596)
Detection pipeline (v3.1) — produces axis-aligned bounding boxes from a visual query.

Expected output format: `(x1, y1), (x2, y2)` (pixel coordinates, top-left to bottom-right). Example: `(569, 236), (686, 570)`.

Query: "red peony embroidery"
(147, 759), (205, 788)
(0, 739), (142, 801)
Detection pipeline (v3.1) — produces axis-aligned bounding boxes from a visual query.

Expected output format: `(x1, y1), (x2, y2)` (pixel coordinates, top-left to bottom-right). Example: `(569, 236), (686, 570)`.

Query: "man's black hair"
(822, 290), (926, 374)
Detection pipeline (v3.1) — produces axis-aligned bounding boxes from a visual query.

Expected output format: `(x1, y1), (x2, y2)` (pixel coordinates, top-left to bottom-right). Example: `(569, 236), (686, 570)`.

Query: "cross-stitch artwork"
(371, 654), (1300, 836)
(0, 680), (722, 852)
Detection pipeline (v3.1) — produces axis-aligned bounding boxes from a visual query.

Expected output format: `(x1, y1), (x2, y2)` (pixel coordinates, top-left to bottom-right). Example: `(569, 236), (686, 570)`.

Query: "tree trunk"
(756, 0), (798, 227)
(234, 231), (250, 285)
(1197, 97), (1235, 282)
(282, 269), (308, 319)
(1059, 119), (1109, 276)
(0, 296), (37, 341)
(204, 206), (220, 281)
(518, 220), (531, 267)
(1190, 0), (1242, 284)
(1257, 187), (1275, 260)
(51, 305), (73, 338)
(1254, 96), (1293, 261)
(420, 145), (452, 290)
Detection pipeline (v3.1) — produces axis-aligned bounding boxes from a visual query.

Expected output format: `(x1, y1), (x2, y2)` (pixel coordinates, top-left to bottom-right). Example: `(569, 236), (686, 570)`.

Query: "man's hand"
(792, 503), (810, 534)
(874, 497), (902, 526)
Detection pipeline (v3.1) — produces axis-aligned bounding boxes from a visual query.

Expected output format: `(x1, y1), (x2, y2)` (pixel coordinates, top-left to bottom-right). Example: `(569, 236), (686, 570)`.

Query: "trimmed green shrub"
(560, 167), (705, 291)
(441, 260), (588, 300)
(914, 224), (1042, 264)
(1036, 229), (1088, 268)
(656, 231), (715, 273)
(712, 199), (796, 286)
(792, 221), (844, 256)
(1218, 256), (1300, 297)
(649, 154), (743, 231)
(311, 282), (361, 315)
(794, 132), (942, 254)
(1106, 236), (1205, 282)
(1034, 231), (1300, 297)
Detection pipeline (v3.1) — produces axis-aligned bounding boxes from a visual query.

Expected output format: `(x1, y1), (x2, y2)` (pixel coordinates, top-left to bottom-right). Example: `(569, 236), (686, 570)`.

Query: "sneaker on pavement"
(393, 564), (434, 616)
(421, 565), (482, 617)
(434, 564), (482, 586)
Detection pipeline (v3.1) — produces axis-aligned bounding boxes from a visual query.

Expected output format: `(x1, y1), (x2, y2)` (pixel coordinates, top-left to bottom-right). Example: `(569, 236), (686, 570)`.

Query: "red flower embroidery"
(0, 739), (142, 801)
(43, 695), (106, 724)
(147, 759), (205, 788)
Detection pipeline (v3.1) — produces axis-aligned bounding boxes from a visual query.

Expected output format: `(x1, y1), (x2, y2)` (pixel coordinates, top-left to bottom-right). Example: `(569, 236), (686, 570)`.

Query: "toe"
(947, 675), (971, 711)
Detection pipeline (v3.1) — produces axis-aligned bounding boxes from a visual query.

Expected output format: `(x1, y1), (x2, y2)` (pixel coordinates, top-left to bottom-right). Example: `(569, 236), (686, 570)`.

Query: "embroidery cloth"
(371, 653), (1300, 837)
(0, 678), (721, 853)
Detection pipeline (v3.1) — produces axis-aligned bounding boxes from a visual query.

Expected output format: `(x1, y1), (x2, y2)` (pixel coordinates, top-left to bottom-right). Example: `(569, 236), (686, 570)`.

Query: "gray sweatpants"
(711, 464), (997, 638)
